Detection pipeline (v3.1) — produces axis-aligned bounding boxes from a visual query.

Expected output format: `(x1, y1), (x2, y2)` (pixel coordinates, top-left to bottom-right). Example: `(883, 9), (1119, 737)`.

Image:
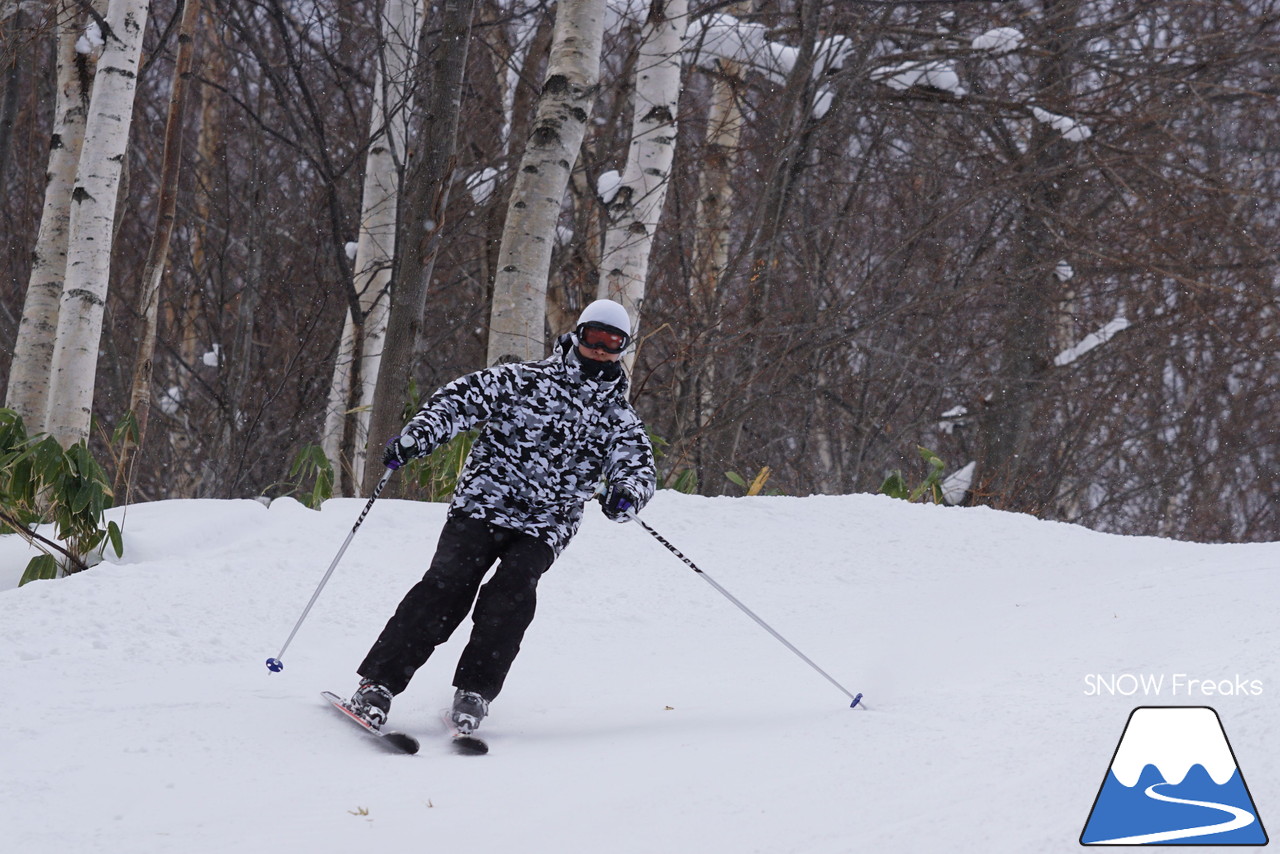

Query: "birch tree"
(43, 0), (150, 448)
(971, 0), (1085, 510)
(486, 0), (607, 365)
(672, 4), (837, 481)
(322, 0), (421, 491)
(474, 6), (553, 304)
(120, 0), (202, 490)
(677, 60), (743, 480)
(0, 2), (30, 191)
(164, 20), (224, 498)
(668, 9), (752, 483)
(5, 0), (103, 431)
(597, 0), (687, 363)
(362, 0), (477, 494)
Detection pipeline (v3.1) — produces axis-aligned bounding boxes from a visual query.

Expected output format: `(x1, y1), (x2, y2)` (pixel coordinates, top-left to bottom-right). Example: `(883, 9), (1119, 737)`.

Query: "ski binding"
(322, 690), (419, 754)
(442, 710), (489, 754)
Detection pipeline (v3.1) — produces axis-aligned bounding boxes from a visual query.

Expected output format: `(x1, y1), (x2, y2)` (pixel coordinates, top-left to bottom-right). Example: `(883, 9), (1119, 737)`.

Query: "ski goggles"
(576, 323), (630, 354)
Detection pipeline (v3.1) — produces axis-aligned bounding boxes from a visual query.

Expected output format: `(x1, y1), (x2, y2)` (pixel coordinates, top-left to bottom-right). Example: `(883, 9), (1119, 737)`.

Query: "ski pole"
(628, 510), (864, 709)
(265, 467), (396, 673)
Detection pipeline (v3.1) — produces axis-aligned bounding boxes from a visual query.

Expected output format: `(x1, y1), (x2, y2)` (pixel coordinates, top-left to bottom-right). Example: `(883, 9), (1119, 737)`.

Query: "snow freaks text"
(1083, 673), (1264, 698)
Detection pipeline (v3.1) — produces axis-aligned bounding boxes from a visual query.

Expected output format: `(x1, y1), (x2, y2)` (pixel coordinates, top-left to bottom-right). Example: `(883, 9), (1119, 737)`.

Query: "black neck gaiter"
(576, 350), (623, 381)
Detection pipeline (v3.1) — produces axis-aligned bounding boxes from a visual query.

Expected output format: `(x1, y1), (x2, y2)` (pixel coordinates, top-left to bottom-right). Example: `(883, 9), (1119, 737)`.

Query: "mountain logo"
(1081, 706), (1268, 846)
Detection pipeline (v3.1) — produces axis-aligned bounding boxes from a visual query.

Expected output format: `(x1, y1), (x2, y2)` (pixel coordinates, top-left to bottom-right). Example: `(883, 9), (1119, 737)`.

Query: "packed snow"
(1, 491), (1275, 853)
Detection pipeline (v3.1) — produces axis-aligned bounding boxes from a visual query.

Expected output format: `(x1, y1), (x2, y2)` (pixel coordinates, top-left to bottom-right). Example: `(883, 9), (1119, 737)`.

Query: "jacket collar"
(554, 333), (628, 396)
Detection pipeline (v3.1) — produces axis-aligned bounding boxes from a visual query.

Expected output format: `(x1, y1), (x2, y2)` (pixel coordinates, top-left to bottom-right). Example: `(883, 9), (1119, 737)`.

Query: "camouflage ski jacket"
(399, 335), (656, 555)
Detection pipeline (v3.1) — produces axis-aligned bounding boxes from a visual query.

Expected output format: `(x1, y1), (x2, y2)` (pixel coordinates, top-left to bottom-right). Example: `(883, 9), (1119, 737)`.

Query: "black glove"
(382, 433), (423, 470)
(601, 483), (637, 522)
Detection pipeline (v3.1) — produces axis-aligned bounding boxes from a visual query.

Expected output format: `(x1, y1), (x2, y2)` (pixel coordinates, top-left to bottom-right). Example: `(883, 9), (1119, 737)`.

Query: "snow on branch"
(864, 20), (1097, 144)
(867, 23), (1030, 97)
(596, 169), (622, 205)
(684, 14), (854, 118)
(466, 167), (499, 205)
(685, 14), (774, 75)
(687, 13), (849, 83)
(1031, 106), (1093, 142)
(77, 20), (105, 55)
(938, 405), (968, 435)
(971, 27), (1024, 55)
(870, 59), (966, 96)
(1054, 315), (1130, 367)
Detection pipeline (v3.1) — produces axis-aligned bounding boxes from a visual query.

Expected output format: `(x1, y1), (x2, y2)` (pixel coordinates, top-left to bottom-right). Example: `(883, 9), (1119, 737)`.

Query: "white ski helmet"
(576, 299), (632, 337)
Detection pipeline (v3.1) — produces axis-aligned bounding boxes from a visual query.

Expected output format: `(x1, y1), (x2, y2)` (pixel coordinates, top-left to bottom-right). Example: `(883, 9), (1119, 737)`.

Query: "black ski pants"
(358, 512), (556, 701)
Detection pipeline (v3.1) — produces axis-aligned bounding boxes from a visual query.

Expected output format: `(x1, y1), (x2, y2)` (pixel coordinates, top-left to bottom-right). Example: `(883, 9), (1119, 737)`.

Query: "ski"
(453, 730), (489, 755)
(441, 710), (489, 755)
(321, 691), (420, 754)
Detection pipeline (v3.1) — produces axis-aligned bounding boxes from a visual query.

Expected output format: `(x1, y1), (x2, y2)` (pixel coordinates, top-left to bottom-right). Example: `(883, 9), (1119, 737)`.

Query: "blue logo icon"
(1081, 706), (1267, 845)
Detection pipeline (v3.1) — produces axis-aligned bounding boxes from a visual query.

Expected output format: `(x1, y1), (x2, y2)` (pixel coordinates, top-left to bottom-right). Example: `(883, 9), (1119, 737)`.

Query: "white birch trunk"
(125, 0), (200, 469)
(321, 0), (420, 488)
(498, 7), (542, 155)
(598, 0), (686, 361)
(5, 1), (102, 431)
(44, 0), (150, 448)
(165, 30), (223, 499)
(486, 0), (606, 365)
(693, 65), (743, 432)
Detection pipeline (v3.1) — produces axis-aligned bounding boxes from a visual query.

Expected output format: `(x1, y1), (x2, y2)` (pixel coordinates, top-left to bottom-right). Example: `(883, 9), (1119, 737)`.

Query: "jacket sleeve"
(605, 412), (657, 512)
(398, 365), (517, 456)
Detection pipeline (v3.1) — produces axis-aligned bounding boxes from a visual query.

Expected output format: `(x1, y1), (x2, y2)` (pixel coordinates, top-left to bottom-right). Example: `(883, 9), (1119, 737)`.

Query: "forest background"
(2, 0), (1278, 545)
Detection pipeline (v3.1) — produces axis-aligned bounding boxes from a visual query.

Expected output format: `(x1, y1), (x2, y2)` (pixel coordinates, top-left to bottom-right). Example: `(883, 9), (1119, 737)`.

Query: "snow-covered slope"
(1, 492), (1275, 853)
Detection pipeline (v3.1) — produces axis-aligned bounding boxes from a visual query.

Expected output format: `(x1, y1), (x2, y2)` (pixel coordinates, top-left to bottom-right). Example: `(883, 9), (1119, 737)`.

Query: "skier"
(349, 299), (656, 735)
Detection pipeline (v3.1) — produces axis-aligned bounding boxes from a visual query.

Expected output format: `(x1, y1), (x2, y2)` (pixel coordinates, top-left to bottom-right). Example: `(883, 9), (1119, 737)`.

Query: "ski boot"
(350, 679), (393, 728)
(450, 689), (489, 734)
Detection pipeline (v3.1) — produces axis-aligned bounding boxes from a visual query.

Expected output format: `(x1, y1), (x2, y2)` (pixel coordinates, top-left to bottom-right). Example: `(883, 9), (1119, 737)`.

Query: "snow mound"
(2, 492), (1276, 853)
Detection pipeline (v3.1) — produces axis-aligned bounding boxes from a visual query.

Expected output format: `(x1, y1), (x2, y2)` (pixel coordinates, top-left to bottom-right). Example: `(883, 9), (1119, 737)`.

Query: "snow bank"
(2, 492), (1276, 853)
